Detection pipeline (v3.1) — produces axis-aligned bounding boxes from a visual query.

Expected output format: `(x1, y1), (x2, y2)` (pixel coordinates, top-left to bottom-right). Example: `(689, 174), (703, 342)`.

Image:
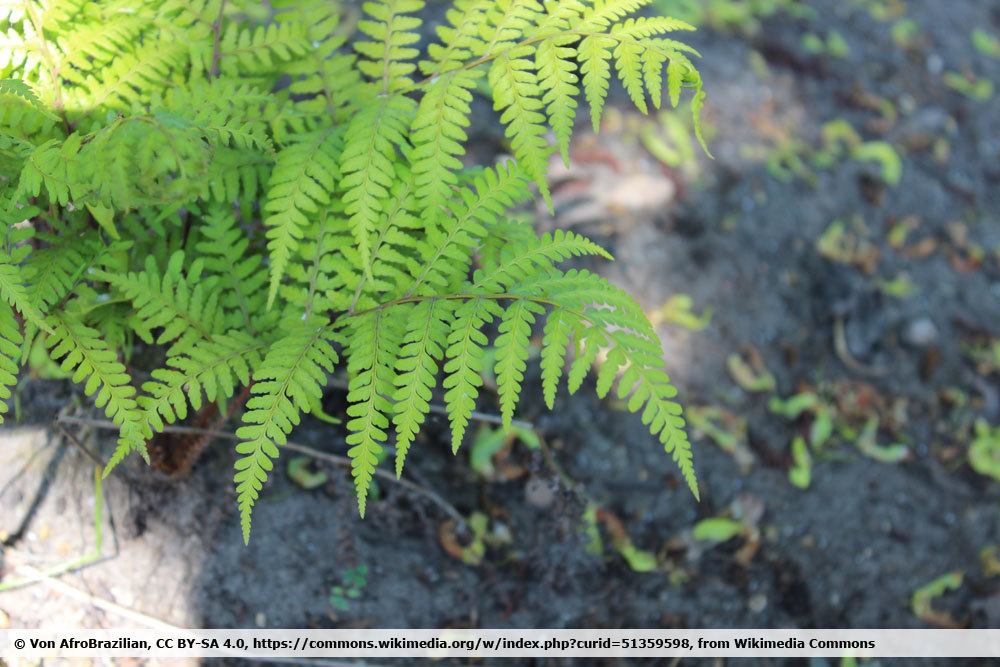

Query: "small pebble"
(255, 612), (267, 627)
(524, 477), (555, 509)
(748, 593), (768, 614)
(903, 317), (939, 347)
(926, 54), (943, 75)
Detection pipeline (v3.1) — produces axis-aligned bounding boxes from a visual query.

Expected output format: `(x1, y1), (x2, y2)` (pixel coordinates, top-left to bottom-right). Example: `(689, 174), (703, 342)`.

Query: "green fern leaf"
(46, 313), (149, 473)
(539, 307), (573, 410)
(665, 57), (684, 108)
(472, 229), (612, 291)
(141, 331), (265, 433)
(391, 298), (451, 476)
(442, 297), (503, 451)
(102, 252), (224, 352)
(235, 322), (339, 544)
(0, 253), (51, 333)
(477, 0), (541, 53)
(494, 299), (544, 428)
(345, 308), (405, 515)
(197, 209), (269, 330)
(263, 129), (342, 307)
(422, 0), (488, 73)
(406, 161), (531, 296)
(218, 21), (310, 76)
(578, 34), (615, 131)
(410, 68), (481, 216)
(613, 38), (647, 113)
(535, 36), (579, 164)
(355, 0), (425, 93)
(488, 50), (552, 203)
(0, 301), (22, 423)
(340, 94), (416, 277)
(581, 0), (652, 30)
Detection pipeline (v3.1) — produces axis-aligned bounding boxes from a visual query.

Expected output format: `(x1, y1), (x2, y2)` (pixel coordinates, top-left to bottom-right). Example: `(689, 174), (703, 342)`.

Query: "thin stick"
(0, 468), (107, 593)
(208, 0), (228, 79)
(4, 560), (177, 628)
(833, 315), (887, 377)
(57, 416), (465, 524)
(57, 422), (104, 468)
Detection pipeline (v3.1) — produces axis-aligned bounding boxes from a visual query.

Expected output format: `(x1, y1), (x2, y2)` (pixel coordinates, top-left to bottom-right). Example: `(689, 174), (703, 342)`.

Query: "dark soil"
(3, 0), (1000, 663)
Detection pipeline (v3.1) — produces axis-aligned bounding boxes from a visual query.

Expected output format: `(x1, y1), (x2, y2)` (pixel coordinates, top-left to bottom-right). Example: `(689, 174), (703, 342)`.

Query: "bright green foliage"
(392, 299), (451, 476)
(46, 313), (149, 472)
(1, 0), (706, 543)
(235, 322), (340, 542)
(0, 301), (22, 421)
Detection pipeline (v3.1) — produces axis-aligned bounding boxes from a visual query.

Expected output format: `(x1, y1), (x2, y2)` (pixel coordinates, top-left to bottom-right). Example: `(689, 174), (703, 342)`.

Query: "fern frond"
(345, 308), (405, 514)
(218, 21), (310, 76)
(363, 172), (420, 303)
(494, 298), (544, 428)
(283, 213), (357, 316)
(275, 1), (361, 121)
(69, 40), (188, 111)
(422, 0), (488, 74)
(56, 14), (149, 75)
(141, 330), (265, 433)
(512, 267), (697, 496)
(46, 313), (149, 473)
(102, 252), (225, 352)
(391, 298), (451, 476)
(612, 36), (647, 113)
(340, 94), (416, 277)
(0, 301), (22, 423)
(235, 322), (339, 543)
(477, 0), (542, 54)
(406, 161), (531, 296)
(24, 230), (101, 311)
(539, 307), (573, 409)
(0, 251), (50, 333)
(442, 297), (503, 451)
(410, 68), (481, 217)
(161, 80), (275, 153)
(535, 36), (578, 164)
(580, 0), (652, 30)
(665, 58), (684, 109)
(611, 16), (695, 38)
(3, 0), (708, 528)
(578, 34), (615, 131)
(0, 78), (58, 135)
(355, 0), (425, 93)
(263, 128), (342, 307)
(488, 50), (552, 203)
(472, 229), (612, 291)
(196, 208), (269, 330)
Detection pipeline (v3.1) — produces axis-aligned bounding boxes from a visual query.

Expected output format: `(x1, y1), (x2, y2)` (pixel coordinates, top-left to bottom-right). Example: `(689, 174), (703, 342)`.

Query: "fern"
(0, 249), (50, 332)
(392, 299), (450, 476)
(1, 0), (708, 541)
(141, 331), (265, 434)
(46, 313), (149, 472)
(493, 299), (544, 427)
(235, 321), (339, 543)
(0, 301), (22, 422)
(340, 93), (415, 277)
(264, 129), (342, 306)
(410, 69), (481, 216)
(100, 252), (225, 352)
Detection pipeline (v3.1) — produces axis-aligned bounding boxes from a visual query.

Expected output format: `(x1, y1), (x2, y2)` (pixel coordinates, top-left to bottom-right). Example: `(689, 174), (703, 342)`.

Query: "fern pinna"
(1, 0), (705, 543)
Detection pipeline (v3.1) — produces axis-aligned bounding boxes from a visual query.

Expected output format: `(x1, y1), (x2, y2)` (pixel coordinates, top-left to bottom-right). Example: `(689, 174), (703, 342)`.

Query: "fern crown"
(1, 0), (704, 544)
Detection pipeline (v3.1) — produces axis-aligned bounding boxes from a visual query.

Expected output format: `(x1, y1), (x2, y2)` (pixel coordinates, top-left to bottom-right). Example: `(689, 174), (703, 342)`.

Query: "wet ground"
(2, 0), (1000, 664)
